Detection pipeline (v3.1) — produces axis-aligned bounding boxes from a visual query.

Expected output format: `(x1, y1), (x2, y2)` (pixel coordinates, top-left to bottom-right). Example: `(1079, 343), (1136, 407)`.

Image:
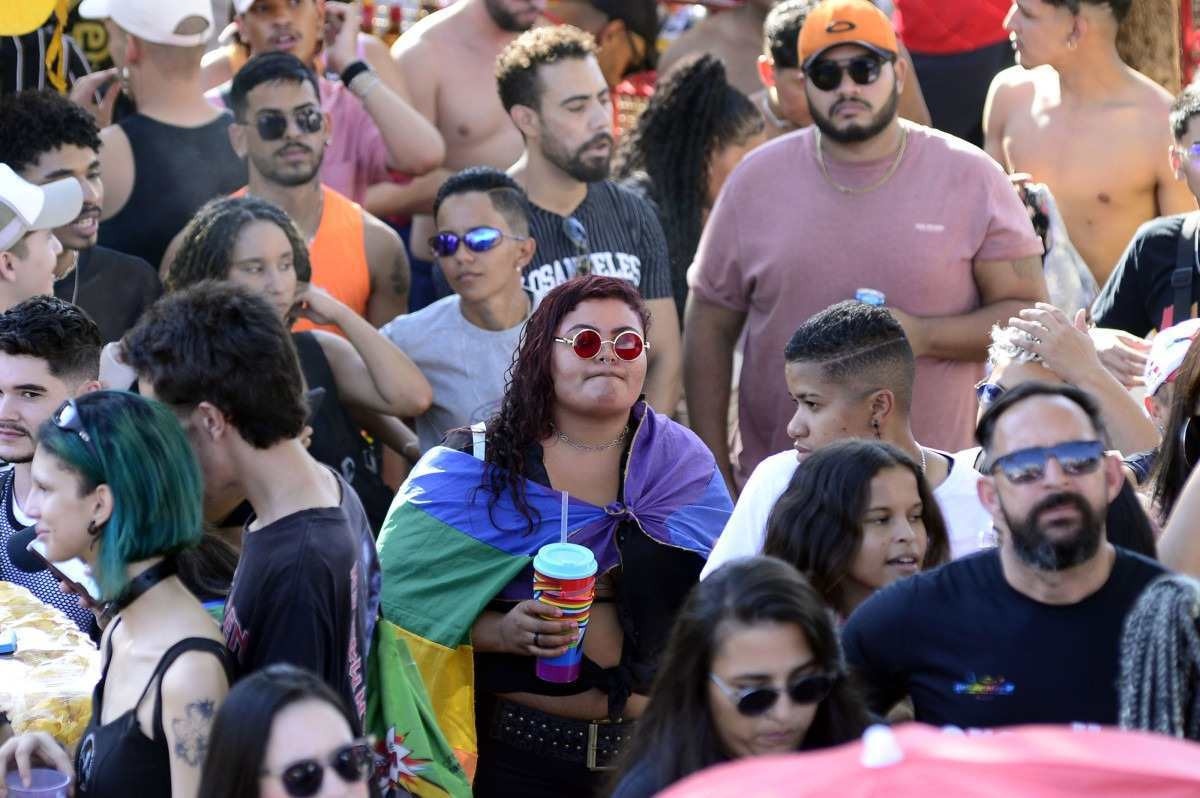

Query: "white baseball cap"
(0, 165), (83, 253)
(1145, 318), (1200, 397)
(78, 0), (213, 47)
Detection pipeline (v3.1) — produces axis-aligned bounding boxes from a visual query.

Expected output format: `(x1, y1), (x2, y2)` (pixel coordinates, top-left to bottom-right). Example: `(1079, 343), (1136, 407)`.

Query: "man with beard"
(0, 296), (102, 633)
(378, 0), (540, 309)
(686, 0), (1046, 495)
(843, 382), (1165, 728)
(0, 90), (162, 344)
(499, 25), (682, 413)
(165, 52), (409, 329)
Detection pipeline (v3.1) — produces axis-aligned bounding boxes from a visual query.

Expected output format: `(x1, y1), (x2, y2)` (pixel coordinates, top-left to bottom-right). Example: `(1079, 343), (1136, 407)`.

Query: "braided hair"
(1118, 574), (1200, 739)
(614, 54), (763, 317)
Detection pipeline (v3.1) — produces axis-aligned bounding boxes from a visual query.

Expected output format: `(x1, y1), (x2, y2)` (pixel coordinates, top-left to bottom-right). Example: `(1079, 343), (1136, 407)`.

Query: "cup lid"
(533, 542), (597, 579)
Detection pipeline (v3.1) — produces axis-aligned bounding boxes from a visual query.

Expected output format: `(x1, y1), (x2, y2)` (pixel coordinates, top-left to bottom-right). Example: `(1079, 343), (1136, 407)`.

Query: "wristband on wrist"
(339, 60), (370, 87)
(349, 71), (382, 101)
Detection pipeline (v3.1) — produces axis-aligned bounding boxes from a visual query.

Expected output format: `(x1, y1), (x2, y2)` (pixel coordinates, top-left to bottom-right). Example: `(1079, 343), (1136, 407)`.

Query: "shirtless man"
(373, 0), (540, 303)
(984, 0), (1195, 287)
(660, 0), (776, 96)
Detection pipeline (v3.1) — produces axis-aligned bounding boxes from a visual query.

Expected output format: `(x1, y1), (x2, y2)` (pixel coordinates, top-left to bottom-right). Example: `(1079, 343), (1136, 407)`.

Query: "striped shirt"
(523, 180), (672, 305)
(1, 25), (91, 95)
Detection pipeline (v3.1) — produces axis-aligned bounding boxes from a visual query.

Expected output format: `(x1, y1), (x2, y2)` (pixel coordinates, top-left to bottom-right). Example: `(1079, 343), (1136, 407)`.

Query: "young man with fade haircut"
(843, 382), (1165, 728)
(751, 0), (929, 140)
(0, 296), (102, 634)
(1093, 87), (1200, 337)
(381, 166), (535, 452)
(686, 0), (1046, 495)
(702, 301), (994, 577)
(77, 0), (248, 268)
(163, 52), (410, 328)
(122, 282), (379, 723)
(499, 25), (683, 414)
(0, 90), (161, 344)
(984, 0), (1195, 289)
(0, 165), (82, 314)
(377, 0), (540, 309)
(214, 0), (444, 205)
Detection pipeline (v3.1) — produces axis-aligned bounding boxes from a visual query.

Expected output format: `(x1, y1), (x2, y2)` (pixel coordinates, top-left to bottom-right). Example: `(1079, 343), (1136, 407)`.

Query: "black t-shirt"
(54, 246), (162, 343)
(1092, 214), (1196, 336)
(221, 473), (370, 725)
(842, 547), (1165, 728)
(523, 181), (673, 305)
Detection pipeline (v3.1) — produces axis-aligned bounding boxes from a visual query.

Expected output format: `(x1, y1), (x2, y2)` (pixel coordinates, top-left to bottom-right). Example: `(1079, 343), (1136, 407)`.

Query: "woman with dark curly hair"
(615, 54), (765, 318)
(609, 556), (870, 798)
(374, 275), (733, 796)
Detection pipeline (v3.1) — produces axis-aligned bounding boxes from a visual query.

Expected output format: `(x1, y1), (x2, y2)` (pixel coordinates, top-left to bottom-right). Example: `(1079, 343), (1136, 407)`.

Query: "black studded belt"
(488, 697), (635, 771)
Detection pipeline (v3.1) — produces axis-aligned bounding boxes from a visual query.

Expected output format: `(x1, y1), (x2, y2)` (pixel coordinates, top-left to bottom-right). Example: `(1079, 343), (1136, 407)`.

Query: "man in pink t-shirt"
(684, 0), (1046, 494)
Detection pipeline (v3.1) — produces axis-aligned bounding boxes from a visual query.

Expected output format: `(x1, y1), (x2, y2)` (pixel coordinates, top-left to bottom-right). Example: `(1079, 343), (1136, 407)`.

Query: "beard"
(809, 83), (899, 144)
(251, 143), (324, 187)
(484, 0), (534, 32)
(541, 131), (613, 183)
(1002, 491), (1104, 572)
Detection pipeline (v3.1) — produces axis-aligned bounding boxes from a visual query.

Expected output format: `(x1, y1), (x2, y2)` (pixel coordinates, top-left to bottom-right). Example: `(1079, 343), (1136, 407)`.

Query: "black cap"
(591, 0), (659, 65)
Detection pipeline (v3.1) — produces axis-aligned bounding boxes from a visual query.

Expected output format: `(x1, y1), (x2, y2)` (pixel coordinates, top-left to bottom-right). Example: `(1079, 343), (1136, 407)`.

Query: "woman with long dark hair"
(610, 556), (870, 797)
(1153, 335), (1200, 522)
(198, 664), (374, 798)
(0, 391), (232, 797)
(374, 275), (732, 796)
(615, 54), (764, 318)
(763, 440), (950, 618)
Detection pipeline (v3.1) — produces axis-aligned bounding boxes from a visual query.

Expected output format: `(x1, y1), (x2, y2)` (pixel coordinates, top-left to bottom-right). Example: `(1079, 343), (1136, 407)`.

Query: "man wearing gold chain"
(685, 0), (1047, 496)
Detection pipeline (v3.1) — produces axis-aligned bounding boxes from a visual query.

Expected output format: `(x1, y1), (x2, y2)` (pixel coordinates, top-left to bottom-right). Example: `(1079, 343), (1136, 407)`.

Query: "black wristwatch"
(340, 60), (371, 86)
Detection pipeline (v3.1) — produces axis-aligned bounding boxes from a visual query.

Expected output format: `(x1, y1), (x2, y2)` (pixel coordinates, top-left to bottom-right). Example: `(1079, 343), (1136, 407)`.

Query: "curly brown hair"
(482, 275), (650, 532)
(495, 24), (596, 112)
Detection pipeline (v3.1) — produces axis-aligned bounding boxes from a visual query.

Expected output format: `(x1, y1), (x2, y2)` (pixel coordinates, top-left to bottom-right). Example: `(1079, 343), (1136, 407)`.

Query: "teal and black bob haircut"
(38, 390), (204, 600)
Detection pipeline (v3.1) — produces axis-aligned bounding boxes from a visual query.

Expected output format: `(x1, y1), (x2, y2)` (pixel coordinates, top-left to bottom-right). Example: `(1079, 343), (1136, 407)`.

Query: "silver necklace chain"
(554, 426), (629, 452)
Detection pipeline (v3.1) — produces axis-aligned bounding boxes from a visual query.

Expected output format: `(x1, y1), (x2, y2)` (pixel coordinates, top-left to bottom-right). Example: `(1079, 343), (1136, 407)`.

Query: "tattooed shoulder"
(171, 699), (216, 767)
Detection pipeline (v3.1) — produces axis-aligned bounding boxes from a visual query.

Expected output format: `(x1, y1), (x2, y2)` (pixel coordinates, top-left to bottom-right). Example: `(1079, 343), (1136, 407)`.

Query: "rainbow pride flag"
(375, 404), (732, 783)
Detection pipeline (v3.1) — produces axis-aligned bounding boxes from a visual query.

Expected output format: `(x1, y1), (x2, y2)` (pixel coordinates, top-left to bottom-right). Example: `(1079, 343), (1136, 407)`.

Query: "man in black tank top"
(123, 283), (380, 724)
(80, 0), (247, 268)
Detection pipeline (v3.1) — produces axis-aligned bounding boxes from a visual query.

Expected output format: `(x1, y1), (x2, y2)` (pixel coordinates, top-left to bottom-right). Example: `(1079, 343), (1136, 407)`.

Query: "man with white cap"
(1143, 318), (1200, 432)
(685, 0), (1047, 495)
(78, 0), (247, 268)
(0, 165), (83, 314)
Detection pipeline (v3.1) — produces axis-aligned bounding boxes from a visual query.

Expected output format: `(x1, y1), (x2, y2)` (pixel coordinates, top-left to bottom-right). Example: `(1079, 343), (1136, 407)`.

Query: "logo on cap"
(827, 20), (857, 33)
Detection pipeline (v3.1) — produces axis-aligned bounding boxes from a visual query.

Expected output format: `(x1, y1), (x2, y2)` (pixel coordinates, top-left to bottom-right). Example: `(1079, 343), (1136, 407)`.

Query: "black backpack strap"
(1171, 212), (1200, 327)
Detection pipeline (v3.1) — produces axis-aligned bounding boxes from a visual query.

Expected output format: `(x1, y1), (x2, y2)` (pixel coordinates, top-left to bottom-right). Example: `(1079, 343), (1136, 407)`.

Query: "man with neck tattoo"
(686, 0), (1046, 496)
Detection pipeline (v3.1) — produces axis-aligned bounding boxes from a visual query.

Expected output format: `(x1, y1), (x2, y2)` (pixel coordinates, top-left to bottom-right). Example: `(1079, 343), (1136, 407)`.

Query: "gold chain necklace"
(815, 124), (909, 195)
(554, 425), (629, 452)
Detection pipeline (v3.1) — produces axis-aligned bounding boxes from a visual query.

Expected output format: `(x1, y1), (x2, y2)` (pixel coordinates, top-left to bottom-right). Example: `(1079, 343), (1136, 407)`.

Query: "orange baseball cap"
(798, 0), (899, 68)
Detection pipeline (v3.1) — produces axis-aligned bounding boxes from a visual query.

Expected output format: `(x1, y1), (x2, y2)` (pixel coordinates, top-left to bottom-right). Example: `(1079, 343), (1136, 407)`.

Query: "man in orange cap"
(685, 0), (1048, 496)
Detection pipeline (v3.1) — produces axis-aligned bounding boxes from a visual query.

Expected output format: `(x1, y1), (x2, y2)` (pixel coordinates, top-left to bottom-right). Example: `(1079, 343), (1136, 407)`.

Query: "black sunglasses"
(805, 54), (890, 92)
(563, 216), (592, 275)
(428, 226), (527, 257)
(985, 439), (1105, 485)
(254, 106), (324, 141)
(710, 672), (837, 717)
(52, 399), (98, 459)
(260, 740), (373, 798)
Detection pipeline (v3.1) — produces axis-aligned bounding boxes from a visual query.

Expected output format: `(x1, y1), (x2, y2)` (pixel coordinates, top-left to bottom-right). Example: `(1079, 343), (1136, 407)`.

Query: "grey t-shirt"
(380, 295), (527, 451)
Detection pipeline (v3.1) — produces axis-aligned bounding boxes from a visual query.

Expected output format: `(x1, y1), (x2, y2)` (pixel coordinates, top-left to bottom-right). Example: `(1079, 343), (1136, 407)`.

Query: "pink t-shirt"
(689, 123), (1043, 486)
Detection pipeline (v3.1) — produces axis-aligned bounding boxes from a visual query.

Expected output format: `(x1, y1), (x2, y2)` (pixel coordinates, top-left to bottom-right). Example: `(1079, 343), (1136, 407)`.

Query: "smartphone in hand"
(25, 538), (101, 609)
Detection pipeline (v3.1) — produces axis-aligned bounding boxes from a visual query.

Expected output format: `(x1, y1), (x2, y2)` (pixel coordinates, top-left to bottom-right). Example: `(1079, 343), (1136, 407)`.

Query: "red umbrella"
(659, 724), (1200, 798)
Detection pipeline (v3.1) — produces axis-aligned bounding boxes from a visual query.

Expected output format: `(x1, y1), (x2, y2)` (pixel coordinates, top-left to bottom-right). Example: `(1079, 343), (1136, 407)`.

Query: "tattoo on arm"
(390, 253), (410, 297)
(171, 699), (216, 767)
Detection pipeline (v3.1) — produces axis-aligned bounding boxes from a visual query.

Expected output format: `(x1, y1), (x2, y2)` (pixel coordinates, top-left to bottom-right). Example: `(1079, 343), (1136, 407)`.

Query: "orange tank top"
(232, 185), (372, 335)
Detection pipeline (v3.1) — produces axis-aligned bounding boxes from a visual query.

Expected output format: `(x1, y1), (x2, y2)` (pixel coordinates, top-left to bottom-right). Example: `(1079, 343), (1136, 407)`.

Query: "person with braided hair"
(1119, 574), (1200, 739)
(615, 53), (765, 321)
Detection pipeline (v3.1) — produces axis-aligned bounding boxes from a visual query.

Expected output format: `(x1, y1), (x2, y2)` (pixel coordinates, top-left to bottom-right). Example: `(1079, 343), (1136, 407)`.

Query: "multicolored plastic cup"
(5, 769), (71, 798)
(533, 542), (597, 683)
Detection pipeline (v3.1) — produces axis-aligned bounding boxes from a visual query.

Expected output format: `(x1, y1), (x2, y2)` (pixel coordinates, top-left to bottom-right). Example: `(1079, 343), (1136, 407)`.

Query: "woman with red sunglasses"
(609, 556), (870, 798)
(375, 275), (733, 796)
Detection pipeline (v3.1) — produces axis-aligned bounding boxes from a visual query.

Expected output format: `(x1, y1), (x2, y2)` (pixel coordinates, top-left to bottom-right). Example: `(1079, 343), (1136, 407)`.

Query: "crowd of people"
(0, 0), (1199, 796)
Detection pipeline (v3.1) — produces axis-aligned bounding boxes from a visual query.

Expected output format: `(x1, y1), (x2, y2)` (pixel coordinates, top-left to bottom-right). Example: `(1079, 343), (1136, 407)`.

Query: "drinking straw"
(561, 490), (568, 543)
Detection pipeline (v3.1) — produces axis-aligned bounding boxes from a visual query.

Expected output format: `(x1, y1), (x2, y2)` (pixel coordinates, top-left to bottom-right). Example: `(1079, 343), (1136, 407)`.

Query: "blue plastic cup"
(5, 769), (71, 798)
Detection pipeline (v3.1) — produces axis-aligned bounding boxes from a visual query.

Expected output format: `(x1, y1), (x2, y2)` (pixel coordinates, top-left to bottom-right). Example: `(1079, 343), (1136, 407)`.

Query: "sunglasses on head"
(974, 380), (1006, 408)
(804, 54), (890, 93)
(52, 399), (98, 458)
(710, 672), (837, 717)
(428, 226), (527, 258)
(260, 740), (373, 798)
(554, 329), (648, 361)
(563, 216), (592, 275)
(985, 439), (1105, 485)
(253, 106), (323, 141)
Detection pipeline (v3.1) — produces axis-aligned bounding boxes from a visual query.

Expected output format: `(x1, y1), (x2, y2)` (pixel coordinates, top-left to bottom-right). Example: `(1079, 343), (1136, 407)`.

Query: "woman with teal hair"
(0, 391), (234, 798)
